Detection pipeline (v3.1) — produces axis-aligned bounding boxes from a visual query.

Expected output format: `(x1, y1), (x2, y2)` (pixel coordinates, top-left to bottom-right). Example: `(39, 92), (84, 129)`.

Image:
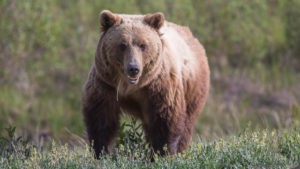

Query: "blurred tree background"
(0, 0), (299, 143)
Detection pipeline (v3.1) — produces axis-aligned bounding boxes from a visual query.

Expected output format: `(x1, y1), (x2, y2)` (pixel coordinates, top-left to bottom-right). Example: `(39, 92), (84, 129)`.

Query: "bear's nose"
(127, 64), (140, 77)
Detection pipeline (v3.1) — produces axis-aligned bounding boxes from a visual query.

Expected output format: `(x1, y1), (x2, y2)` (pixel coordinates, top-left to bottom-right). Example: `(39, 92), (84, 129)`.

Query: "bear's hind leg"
(177, 118), (194, 153)
(143, 118), (181, 156)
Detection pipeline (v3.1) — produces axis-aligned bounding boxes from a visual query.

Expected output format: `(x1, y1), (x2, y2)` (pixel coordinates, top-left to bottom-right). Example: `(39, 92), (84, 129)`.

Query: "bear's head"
(96, 10), (164, 86)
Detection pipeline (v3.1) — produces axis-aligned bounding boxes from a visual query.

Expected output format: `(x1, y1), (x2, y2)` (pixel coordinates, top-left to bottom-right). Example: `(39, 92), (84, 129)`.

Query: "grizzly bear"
(82, 10), (210, 158)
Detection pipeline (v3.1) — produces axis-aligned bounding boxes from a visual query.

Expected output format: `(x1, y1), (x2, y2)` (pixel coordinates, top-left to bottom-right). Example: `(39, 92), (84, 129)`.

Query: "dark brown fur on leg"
(144, 117), (182, 155)
(143, 81), (186, 155)
(177, 119), (194, 153)
(82, 78), (120, 158)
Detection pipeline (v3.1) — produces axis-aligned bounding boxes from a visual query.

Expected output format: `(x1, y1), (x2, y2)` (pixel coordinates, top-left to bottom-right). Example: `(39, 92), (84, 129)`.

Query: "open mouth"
(127, 75), (139, 84)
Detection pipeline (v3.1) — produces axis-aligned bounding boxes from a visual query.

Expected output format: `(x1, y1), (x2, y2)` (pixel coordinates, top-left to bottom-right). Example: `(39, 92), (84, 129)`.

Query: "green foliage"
(279, 129), (300, 164)
(0, 127), (299, 168)
(0, 126), (32, 160)
(116, 118), (152, 161)
(283, 0), (300, 64)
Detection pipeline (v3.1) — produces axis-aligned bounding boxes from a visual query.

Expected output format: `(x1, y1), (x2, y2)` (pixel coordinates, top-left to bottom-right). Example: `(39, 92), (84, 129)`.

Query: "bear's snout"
(126, 63), (141, 84)
(127, 64), (140, 77)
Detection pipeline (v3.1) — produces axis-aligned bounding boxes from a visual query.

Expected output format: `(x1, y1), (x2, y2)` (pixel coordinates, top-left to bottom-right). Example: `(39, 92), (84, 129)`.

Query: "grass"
(0, 125), (299, 169)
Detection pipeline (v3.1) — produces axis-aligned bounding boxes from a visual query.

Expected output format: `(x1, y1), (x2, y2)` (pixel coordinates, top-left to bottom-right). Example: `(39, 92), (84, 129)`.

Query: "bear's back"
(160, 22), (208, 84)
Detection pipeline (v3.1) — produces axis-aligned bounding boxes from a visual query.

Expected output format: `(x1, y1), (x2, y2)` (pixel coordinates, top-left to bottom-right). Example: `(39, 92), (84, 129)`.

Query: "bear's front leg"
(143, 87), (186, 155)
(82, 81), (120, 158)
(144, 115), (185, 155)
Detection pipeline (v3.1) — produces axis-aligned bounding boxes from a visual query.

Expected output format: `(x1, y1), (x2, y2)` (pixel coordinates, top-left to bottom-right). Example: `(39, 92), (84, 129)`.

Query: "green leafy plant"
(279, 129), (300, 165)
(0, 126), (32, 159)
(0, 126), (299, 168)
(116, 118), (152, 162)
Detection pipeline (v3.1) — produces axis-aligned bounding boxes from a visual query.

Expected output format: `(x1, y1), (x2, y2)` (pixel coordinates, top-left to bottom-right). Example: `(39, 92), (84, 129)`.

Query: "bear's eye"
(139, 44), (146, 51)
(119, 43), (127, 51)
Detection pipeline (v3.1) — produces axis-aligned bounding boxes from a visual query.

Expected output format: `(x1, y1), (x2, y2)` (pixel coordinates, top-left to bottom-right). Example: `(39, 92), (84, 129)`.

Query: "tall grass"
(0, 125), (299, 168)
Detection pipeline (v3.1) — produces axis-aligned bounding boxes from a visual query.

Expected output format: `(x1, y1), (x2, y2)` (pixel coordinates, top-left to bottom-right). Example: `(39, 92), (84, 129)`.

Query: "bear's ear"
(99, 10), (121, 32)
(144, 12), (164, 30)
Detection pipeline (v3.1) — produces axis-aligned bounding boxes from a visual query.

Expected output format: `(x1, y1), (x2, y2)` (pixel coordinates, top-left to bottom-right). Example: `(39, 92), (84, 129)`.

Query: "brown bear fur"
(82, 10), (210, 158)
